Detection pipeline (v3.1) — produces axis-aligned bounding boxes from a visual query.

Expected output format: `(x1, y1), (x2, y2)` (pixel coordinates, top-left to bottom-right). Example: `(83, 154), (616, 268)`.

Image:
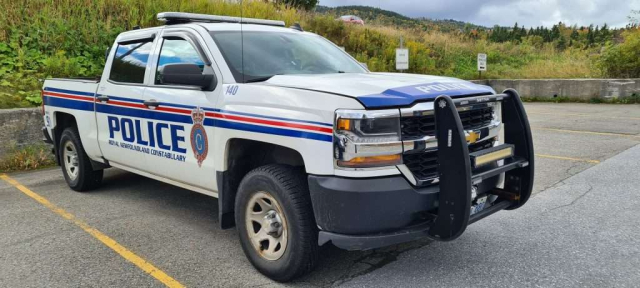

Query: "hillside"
(0, 0), (637, 109)
(315, 5), (486, 32)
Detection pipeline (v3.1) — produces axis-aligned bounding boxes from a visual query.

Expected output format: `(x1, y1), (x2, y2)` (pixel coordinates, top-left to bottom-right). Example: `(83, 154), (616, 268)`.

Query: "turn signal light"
(336, 119), (351, 131)
(337, 154), (401, 168)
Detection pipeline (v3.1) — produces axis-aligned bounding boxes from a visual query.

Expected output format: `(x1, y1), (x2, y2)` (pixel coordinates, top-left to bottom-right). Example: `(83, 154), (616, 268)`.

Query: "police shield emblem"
(190, 107), (209, 167)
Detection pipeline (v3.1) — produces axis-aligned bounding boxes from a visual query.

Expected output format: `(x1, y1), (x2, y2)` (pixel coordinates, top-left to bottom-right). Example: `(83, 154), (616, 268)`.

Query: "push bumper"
(311, 89), (534, 251)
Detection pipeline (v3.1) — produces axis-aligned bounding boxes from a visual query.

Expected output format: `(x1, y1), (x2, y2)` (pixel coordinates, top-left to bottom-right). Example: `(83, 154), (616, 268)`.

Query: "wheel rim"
(245, 191), (288, 261)
(63, 141), (79, 181)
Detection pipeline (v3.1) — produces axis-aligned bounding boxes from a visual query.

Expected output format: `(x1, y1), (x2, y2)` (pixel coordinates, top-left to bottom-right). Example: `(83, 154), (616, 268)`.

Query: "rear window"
(109, 40), (153, 84)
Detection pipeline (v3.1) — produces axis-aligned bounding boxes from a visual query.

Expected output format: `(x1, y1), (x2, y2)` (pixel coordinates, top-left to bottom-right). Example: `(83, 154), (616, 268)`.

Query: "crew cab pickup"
(41, 12), (534, 282)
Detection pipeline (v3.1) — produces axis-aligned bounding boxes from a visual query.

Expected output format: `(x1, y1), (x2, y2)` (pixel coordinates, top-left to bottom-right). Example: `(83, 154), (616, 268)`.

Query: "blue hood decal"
(357, 82), (495, 108)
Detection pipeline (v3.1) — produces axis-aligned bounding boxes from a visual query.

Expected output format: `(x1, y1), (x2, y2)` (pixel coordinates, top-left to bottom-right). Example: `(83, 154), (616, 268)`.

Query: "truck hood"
(264, 73), (495, 108)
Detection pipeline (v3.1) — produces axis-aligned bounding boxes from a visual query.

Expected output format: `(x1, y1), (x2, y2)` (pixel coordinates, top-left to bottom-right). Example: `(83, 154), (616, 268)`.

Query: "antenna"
(241, 0), (245, 84)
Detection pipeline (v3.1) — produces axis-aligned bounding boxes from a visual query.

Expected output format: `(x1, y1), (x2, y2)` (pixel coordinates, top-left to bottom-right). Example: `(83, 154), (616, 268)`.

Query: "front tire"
(235, 164), (318, 282)
(59, 127), (103, 192)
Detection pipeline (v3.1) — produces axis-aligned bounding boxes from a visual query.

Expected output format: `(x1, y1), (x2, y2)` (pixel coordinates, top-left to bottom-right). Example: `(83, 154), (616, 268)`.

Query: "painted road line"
(535, 154), (600, 164)
(532, 127), (640, 140)
(0, 174), (185, 288)
(528, 112), (640, 121)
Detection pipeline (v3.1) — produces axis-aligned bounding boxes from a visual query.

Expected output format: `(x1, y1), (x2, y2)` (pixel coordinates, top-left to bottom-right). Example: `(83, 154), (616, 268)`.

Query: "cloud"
(318, 0), (640, 28)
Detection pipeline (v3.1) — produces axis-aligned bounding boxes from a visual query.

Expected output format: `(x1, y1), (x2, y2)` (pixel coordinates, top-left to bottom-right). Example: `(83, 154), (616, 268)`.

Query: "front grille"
(403, 150), (438, 180)
(401, 106), (494, 139)
(403, 139), (496, 181)
(400, 103), (497, 183)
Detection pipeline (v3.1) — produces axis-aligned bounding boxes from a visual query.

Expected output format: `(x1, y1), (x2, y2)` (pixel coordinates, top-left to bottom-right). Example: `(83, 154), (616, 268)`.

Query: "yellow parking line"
(528, 111), (640, 121)
(535, 154), (600, 164)
(533, 127), (640, 140)
(0, 174), (184, 288)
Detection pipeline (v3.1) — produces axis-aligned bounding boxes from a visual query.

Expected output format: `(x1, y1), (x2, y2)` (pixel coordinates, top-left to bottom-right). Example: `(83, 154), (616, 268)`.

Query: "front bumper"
(311, 90), (534, 251)
(309, 173), (501, 250)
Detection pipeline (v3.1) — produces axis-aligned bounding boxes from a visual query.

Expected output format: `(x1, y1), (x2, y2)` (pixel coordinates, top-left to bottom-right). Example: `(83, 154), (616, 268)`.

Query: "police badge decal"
(190, 107), (209, 167)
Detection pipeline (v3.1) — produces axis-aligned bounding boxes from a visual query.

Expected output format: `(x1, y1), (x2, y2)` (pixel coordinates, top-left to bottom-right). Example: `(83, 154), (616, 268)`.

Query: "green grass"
(0, 144), (56, 173)
(0, 0), (616, 109)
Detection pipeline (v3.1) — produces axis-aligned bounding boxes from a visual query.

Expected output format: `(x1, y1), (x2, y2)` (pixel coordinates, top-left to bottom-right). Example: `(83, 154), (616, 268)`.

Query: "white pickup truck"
(41, 12), (535, 281)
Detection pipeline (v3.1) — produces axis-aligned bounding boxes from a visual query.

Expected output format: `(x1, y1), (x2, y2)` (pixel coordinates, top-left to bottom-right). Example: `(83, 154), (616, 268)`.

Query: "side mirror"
(159, 63), (216, 90)
(359, 62), (369, 70)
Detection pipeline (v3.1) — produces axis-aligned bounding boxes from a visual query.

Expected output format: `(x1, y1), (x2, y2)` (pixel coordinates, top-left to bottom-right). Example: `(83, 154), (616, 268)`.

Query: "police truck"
(41, 12), (535, 282)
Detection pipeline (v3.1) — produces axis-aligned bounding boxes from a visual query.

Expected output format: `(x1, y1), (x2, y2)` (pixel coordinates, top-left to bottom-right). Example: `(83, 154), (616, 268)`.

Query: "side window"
(109, 40), (153, 84)
(155, 38), (205, 85)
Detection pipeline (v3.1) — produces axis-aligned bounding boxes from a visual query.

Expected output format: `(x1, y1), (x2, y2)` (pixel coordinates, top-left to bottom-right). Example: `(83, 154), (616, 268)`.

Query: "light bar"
(157, 12), (286, 27)
(470, 144), (514, 168)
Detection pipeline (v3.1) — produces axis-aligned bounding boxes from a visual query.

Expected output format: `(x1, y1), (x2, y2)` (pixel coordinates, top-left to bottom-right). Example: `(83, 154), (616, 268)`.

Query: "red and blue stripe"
(42, 87), (333, 142)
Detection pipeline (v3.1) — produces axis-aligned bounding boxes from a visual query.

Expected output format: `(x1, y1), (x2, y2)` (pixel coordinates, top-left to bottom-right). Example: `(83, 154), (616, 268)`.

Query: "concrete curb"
(471, 78), (640, 100)
(0, 108), (44, 157)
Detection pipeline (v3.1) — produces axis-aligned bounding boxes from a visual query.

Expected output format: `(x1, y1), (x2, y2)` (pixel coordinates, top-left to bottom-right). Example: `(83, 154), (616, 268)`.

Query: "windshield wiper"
(245, 75), (277, 83)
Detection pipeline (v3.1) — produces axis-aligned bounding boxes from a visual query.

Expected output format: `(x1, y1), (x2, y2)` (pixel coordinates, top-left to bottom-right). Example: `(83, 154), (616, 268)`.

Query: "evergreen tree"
(570, 29), (580, 41)
(556, 36), (567, 50)
(587, 25), (595, 46)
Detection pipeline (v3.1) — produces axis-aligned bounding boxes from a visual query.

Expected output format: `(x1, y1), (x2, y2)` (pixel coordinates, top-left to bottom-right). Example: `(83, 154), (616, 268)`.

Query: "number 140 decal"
(226, 85), (239, 96)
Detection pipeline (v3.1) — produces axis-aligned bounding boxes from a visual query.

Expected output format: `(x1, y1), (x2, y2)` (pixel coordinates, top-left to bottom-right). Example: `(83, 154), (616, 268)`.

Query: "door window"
(109, 40), (153, 84)
(155, 38), (205, 85)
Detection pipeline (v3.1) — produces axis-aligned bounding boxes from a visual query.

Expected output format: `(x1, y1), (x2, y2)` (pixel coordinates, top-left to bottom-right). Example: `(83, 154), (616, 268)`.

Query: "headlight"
(334, 109), (403, 168)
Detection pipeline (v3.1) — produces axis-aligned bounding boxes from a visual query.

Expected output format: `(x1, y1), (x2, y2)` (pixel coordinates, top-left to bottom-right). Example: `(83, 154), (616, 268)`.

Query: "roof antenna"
(132, 25), (141, 30)
(290, 23), (303, 32)
(240, 0), (245, 84)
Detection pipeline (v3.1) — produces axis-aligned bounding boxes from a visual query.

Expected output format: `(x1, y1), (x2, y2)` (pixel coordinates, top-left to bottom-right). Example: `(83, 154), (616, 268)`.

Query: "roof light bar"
(157, 12), (286, 27)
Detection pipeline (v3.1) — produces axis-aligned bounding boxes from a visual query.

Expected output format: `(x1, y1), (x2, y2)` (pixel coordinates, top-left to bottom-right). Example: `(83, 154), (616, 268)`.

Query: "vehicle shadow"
(95, 168), (435, 287)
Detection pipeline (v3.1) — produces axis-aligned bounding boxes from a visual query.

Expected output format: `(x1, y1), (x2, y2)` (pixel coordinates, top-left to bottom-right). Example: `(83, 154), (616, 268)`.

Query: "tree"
(599, 23), (611, 43)
(586, 25), (595, 46)
(550, 24), (561, 41)
(276, 0), (317, 10)
(556, 36), (567, 50)
(570, 29), (579, 41)
(629, 10), (639, 27)
(599, 29), (640, 77)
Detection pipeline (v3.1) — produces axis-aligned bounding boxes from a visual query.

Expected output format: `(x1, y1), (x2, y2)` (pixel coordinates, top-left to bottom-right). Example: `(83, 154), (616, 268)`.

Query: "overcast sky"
(318, 0), (640, 28)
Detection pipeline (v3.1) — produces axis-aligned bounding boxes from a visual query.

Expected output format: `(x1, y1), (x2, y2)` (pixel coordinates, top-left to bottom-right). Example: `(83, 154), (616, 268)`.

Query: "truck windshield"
(210, 31), (367, 83)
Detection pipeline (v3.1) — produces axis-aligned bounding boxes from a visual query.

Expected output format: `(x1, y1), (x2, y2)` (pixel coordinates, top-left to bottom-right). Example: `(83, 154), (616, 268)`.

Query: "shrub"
(0, 0), (601, 109)
(0, 144), (56, 172)
(598, 29), (640, 78)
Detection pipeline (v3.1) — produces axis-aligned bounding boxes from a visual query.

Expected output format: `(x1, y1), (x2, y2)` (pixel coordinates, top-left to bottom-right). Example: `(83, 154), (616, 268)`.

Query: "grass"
(0, 0), (605, 109)
(0, 144), (56, 173)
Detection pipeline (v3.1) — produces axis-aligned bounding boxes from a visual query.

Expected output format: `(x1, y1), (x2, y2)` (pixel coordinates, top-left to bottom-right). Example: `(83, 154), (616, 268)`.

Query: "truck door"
(95, 32), (157, 169)
(141, 29), (222, 191)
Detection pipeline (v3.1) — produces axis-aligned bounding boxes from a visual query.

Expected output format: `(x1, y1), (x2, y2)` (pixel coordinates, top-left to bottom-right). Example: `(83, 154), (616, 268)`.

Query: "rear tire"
(59, 127), (103, 192)
(235, 164), (318, 282)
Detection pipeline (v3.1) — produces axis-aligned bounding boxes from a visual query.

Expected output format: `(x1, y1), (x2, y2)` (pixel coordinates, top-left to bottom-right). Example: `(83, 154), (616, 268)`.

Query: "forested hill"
(315, 5), (486, 32)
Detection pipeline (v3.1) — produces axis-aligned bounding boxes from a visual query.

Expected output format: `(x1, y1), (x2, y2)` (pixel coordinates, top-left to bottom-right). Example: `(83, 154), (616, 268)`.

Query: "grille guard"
(428, 89), (534, 241)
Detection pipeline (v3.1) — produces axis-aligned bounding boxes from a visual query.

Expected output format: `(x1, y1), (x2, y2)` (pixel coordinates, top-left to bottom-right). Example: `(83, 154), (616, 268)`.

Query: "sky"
(318, 0), (640, 28)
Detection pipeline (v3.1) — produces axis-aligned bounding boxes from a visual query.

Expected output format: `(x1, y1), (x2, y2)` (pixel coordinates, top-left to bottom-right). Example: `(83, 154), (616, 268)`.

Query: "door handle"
(143, 99), (160, 108)
(96, 95), (109, 102)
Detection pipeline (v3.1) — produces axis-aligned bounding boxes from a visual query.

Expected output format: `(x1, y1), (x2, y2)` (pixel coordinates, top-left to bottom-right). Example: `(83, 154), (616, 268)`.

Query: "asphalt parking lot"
(1, 102), (639, 287)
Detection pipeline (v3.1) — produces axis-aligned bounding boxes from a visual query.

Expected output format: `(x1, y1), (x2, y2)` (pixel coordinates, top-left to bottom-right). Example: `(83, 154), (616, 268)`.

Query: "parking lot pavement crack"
(546, 183), (594, 213)
(328, 240), (432, 287)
